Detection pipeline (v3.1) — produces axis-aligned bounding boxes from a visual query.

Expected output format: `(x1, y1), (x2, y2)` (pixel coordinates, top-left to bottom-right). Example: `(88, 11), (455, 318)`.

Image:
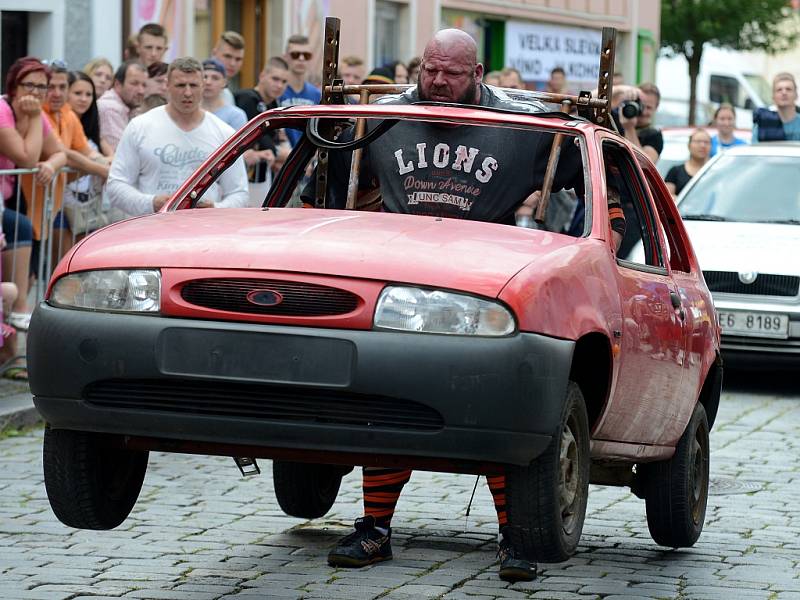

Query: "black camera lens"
(621, 99), (642, 119)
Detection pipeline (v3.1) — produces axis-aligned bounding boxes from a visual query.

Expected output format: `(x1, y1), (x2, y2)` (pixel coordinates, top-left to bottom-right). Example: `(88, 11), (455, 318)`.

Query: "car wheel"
(43, 426), (148, 530)
(505, 381), (590, 562)
(272, 461), (348, 519)
(641, 402), (709, 548)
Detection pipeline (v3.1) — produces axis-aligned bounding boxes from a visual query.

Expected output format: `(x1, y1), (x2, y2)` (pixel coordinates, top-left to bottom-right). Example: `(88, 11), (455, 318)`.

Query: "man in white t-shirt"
(107, 57), (248, 216)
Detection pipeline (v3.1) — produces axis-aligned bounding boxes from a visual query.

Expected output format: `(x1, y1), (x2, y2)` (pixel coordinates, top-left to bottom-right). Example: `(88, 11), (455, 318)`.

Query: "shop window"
(375, 1), (409, 68)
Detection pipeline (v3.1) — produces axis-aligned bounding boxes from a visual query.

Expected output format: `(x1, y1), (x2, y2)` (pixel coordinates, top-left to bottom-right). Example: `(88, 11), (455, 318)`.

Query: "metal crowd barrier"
(0, 165), (121, 308)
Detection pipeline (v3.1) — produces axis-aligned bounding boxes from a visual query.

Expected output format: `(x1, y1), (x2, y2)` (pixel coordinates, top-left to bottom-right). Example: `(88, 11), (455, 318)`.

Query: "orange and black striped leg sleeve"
(362, 467), (412, 529)
(486, 474), (508, 529)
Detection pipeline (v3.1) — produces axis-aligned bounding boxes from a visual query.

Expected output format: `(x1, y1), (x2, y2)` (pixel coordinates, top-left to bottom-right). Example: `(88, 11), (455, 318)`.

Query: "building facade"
(1, 0), (660, 94)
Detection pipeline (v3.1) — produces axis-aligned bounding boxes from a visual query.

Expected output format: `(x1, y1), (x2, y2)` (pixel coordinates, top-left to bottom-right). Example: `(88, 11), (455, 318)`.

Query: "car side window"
(639, 158), (692, 273)
(601, 141), (665, 269)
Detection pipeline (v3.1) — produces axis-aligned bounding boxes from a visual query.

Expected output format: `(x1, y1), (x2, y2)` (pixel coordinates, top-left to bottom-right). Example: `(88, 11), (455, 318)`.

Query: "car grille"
(703, 271), (800, 297)
(181, 278), (360, 316)
(83, 379), (444, 431)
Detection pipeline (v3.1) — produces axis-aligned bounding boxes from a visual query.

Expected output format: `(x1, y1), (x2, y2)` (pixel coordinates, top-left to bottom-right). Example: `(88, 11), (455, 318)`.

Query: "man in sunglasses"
(279, 34), (321, 147)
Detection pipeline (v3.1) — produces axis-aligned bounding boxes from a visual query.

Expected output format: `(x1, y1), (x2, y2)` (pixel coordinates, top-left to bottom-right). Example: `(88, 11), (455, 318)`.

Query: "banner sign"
(504, 21), (602, 83)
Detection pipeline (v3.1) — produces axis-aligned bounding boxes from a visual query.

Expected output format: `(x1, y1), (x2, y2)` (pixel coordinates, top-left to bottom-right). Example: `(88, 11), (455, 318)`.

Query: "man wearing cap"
(201, 58), (247, 130)
(107, 57), (248, 216)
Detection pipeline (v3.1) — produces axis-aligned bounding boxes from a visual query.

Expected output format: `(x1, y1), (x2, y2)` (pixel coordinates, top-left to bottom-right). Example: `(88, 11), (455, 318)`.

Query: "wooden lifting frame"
(316, 17), (617, 221)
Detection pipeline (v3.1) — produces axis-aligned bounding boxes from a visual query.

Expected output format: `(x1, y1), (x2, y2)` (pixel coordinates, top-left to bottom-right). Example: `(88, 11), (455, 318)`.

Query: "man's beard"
(419, 80), (479, 105)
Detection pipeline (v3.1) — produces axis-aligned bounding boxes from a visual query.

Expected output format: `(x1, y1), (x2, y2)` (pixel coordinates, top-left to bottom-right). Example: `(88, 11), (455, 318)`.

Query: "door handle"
(669, 292), (685, 320)
(669, 292), (681, 309)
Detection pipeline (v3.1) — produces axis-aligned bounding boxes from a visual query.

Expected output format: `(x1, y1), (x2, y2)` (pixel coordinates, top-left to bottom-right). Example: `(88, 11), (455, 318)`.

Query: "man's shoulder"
(62, 104), (82, 126)
(303, 82), (322, 98)
(126, 105), (167, 132)
(234, 88), (260, 103)
(97, 89), (119, 106)
(283, 82), (321, 101)
(373, 87), (415, 106)
(203, 110), (237, 138)
(637, 126), (663, 143)
(481, 85), (548, 113)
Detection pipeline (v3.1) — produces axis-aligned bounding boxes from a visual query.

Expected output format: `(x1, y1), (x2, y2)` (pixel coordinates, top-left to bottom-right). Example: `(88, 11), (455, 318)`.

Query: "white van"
(655, 46), (771, 129)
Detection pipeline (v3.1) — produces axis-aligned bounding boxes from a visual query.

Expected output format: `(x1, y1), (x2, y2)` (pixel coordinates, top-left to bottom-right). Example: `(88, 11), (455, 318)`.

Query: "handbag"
(62, 178), (127, 235)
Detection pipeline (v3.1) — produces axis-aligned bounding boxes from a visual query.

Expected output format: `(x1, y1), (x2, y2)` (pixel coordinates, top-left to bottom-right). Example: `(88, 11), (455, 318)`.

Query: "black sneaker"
(497, 526), (537, 582)
(327, 515), (393, 567)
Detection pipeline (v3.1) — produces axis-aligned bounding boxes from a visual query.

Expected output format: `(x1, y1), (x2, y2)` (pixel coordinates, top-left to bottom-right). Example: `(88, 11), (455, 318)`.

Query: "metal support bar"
(346, 89), (371, 210)
(595, 27), (616, 130)
(315, 17), (342, 209)
(324, 84), (611, 110)
(534, 100), (573, 225)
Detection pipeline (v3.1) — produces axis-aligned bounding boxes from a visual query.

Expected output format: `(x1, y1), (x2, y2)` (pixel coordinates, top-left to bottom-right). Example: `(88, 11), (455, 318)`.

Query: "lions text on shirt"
(366, 86), (583, 222)
(107, 106), (249, 215)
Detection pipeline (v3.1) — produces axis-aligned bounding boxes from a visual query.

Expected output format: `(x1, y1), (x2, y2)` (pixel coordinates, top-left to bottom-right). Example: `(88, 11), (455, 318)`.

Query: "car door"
(639, 157), (711, 444)
(592, 139), (688, 446)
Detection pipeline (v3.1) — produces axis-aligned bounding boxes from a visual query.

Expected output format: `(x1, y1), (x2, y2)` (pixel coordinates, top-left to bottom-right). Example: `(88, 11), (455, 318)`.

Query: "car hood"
(683, 220), (800, 275)
(68, 208), (576, 297)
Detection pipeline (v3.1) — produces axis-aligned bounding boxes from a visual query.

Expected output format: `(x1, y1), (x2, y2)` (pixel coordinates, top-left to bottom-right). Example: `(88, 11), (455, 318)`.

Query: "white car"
(676, 142), (800, 365)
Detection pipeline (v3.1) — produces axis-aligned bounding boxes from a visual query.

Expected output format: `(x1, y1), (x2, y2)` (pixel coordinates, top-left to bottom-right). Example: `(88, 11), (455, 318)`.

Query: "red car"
(28, 97), (721, 562)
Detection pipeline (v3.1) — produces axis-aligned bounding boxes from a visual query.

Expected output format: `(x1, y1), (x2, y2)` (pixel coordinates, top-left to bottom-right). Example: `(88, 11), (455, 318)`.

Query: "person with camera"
(613, 82), (663, 163)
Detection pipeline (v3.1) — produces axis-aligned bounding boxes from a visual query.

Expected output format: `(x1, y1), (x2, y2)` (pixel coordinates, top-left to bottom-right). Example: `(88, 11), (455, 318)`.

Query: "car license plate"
(717, 310), (789, 339)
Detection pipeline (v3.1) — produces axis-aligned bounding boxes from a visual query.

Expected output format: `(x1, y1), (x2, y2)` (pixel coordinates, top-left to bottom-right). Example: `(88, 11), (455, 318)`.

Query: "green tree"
(661, 0), (800, 124)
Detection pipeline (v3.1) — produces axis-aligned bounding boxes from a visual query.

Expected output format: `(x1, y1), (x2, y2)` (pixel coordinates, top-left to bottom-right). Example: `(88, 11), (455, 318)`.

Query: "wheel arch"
(696, 352), (723, 430)
(568, 332), (612, 432)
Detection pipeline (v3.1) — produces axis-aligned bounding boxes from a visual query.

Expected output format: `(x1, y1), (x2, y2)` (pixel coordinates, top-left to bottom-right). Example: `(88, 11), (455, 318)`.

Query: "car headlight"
(374, 286), (515, 336)
(49, 269), (161, 312)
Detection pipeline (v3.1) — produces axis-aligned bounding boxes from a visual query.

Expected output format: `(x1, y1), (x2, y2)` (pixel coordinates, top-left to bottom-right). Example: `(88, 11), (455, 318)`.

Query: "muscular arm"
(66, 146), (110, 179)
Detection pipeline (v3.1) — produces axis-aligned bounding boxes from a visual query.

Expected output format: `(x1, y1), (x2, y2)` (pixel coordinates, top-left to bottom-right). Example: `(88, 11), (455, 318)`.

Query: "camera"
(620, 98), (644, 119)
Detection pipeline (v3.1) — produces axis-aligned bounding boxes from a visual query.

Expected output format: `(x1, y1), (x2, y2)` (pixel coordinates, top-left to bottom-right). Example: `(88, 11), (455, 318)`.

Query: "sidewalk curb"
(0, 391), (42, 433)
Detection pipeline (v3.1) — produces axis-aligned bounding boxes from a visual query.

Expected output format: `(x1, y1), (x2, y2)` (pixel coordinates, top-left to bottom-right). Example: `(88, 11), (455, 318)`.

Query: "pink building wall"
(289, 0), (660, 78)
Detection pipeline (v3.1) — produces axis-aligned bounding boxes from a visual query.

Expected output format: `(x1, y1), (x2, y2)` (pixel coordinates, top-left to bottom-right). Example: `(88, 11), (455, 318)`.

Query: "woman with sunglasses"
(0, 56), (66, 332)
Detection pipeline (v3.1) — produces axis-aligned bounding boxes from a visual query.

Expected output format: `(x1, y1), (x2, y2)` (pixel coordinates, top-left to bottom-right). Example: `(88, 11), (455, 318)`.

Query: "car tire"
(641, 402), (709, 548)
(43, 426), (148, 530)
(272, 461), (347, 519)
(505, 381), (590, 562)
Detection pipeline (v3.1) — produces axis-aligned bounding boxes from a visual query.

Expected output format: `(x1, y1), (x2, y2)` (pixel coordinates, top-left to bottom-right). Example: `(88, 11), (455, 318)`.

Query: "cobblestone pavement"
(1, 373), (798, 600)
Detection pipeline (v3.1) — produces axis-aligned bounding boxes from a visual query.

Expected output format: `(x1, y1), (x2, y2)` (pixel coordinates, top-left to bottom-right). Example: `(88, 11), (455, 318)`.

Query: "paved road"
(1, 372), (799, 600)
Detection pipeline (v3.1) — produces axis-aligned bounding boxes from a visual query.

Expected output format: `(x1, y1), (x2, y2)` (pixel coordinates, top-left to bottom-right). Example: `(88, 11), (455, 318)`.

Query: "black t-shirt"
(307, 85), (584, 223)
(234, 89), (278, 152)
(636, 126), (664, 156)
(234, 89), (279, 183)
(610, 110), (663, 157)
(665, 163), (692, 195)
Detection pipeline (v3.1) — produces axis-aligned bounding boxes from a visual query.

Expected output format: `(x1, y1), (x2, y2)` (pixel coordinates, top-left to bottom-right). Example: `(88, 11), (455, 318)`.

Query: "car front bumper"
(28, 303), (575, 468)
